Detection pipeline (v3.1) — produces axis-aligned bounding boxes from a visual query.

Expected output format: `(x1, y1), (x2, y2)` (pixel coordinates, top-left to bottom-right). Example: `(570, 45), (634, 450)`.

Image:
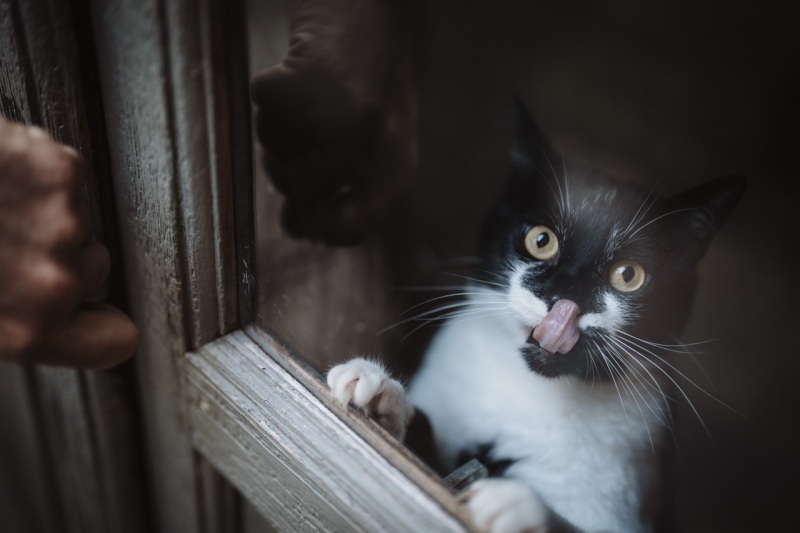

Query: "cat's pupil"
(622, 266), (634, 283)
(536, 232), (550, 248)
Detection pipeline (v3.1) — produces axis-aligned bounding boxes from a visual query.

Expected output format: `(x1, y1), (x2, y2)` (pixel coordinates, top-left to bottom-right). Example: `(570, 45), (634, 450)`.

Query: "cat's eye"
(609, 260), (647, 292)
(524, 225), (559, 260)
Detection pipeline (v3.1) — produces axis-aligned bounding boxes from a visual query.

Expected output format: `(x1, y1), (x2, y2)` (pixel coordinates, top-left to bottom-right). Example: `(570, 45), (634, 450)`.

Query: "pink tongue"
(532, 299), (581, 354)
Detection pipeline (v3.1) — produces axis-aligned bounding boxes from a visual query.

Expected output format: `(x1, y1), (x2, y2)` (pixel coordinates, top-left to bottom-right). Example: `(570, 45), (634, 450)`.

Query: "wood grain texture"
(186, 330), (471, 533)
(87, 0), (250, 530)
(0, 364), (61, 533)
(85, 0), (250, 530)
(88, 0), (197, 528)
(1, 1), (146, 532)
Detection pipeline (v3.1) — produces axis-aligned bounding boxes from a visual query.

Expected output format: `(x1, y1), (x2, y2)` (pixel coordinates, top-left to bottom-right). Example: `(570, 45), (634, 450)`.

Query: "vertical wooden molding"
(1, 1), (147, 532)
(87, 0), (246, 531)
(87, 0), (198, 530)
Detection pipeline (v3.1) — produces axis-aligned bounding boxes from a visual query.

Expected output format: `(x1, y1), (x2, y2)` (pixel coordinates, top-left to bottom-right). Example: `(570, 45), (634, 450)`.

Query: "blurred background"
(251, 1), (800, 531)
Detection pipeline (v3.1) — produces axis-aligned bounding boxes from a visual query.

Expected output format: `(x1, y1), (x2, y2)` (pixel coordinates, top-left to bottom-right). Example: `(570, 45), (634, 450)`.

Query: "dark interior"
(253, 1), (800, 530)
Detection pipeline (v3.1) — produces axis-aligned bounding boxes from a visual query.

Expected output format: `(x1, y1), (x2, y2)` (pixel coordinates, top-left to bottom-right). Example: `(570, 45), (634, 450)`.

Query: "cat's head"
(478, 98), (746, 380)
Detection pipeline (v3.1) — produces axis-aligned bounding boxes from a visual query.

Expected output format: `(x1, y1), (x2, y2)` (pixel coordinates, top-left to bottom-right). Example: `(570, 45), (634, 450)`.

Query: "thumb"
(39, 302), (140, 369)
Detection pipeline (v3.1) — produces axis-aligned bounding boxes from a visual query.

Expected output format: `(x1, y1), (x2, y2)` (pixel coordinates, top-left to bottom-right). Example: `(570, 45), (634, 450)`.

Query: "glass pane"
(247, 3), (793, 528)
(248, 0), (400, 373)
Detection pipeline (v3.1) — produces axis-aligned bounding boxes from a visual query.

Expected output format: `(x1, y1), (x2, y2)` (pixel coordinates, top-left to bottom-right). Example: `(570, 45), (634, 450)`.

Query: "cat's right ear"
(511, 97), (558, 172)
(509, 97), (562, 199)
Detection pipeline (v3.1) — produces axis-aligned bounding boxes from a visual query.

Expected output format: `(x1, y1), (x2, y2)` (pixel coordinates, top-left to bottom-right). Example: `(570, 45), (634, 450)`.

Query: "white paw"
(464, 478), (549, 533)
(326, 358), (414, 439)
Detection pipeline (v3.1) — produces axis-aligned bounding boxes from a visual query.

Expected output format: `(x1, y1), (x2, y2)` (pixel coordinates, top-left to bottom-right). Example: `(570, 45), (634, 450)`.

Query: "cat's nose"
(548, 292), (586, 312)
(548, 294), (572, 309)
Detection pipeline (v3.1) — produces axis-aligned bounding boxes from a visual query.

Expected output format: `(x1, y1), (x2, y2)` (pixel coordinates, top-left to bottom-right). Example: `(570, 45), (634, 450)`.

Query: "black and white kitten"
(327, 100), (745, 533)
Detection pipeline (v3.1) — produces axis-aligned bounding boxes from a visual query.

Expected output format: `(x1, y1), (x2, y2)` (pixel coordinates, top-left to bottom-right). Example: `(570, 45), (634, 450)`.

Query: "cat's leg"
(464, 478), (582, 533)
(327, 358), (414, 439)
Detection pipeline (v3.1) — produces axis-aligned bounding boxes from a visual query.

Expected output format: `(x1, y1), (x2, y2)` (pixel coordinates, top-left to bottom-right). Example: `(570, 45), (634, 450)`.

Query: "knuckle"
(60, 144), (81, 161)
(26, 125), (52, 141)
(1, 128), (36, 165)
(53, 212), (85, 247)
(49, 151), (82, 190)
(37, 197), (85, 250)
(36, 262), (80, 302)
(0, 126), (82, 190)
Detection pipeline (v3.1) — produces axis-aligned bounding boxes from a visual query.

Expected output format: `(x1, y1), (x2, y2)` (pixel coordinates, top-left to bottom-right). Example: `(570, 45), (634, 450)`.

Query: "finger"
(37, 303), (139, 369)
(77, 241), (111, 299)
(8, 253), (82, 320)
(26, 127), (84, 191)
(0, 317), (37, 363)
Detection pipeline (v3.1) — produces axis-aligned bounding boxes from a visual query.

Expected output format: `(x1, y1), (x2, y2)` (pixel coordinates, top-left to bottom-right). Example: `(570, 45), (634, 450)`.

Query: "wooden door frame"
(3, 0), (472, 530)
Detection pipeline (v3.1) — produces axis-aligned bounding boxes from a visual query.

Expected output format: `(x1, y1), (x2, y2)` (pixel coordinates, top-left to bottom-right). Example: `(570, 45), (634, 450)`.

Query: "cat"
(326, 98), (746, 533)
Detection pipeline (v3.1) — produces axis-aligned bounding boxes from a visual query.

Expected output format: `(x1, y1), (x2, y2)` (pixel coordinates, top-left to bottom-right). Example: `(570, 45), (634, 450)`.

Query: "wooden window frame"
(85, 0), (470, 530)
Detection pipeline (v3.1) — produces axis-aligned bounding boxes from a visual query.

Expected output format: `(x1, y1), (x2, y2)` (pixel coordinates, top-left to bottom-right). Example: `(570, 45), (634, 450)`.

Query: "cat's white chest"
(408, 310), (664, 532)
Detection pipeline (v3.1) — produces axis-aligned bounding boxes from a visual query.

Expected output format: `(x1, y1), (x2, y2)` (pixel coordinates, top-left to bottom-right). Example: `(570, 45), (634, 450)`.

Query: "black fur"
(476, 98), (746, 380)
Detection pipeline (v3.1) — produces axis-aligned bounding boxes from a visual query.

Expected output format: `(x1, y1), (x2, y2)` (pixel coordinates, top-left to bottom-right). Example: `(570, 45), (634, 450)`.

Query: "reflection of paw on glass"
(250, 0), (420, 245)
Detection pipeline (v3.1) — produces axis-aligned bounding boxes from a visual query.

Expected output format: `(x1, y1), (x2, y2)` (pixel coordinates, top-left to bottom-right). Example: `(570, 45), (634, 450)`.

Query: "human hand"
(0, 117), (139, 369)
(251, 0), (419, 245)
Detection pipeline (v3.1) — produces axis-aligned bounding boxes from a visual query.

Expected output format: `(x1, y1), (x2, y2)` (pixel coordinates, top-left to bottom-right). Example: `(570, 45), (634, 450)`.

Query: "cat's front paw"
(464, 478), (549, 533)
(326, 358), (414, 439)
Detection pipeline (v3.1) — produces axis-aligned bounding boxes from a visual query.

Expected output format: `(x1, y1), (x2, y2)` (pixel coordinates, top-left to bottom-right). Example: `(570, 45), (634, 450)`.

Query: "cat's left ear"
(669, 175), (747, 250)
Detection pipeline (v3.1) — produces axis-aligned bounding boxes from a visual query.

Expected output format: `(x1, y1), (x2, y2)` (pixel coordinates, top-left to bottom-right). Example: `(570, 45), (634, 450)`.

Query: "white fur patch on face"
(506, 264), (548, 329)
(507, 264), (630, 338)
(578, 291), (630, 332)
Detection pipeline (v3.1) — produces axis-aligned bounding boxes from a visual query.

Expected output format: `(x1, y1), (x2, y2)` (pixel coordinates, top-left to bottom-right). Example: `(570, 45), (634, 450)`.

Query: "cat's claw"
(326, 358), (414, 439)
(464, 478), (549, 533)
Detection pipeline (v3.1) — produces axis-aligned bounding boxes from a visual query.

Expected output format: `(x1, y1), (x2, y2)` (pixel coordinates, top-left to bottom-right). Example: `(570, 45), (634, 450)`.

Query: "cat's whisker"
(615, 330), (720, 404)
(589, 339), (632, 426)
(615, 340), (684, 450)
(626, 207), (699, 240)
(441, 310), (516, 325)
(610, 335), (716, 438)
(598, 343), (648, 416)
(400, 310), (516, 341)
(660, 333), (718, 390)
(393, 285), (476, 292)
(612, 328), (713, 355)
(604, 345), (677, 450)
(583, 344), (597, 386)
(613, 334), (738, 416)
(377, 300), (506, 335)
(560, 153), (573, 218)
(445, 272), (509, 289)
(605, 329), (710, 429)
(398, 291), (502, 316)
(602, 336), (673, 431)
(620, 185), (662, 242)
(472, 268), (513, 285)
(603, 334), (673, 403)
(433, 307), (514, 321)
(611, 358), (658, 451)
